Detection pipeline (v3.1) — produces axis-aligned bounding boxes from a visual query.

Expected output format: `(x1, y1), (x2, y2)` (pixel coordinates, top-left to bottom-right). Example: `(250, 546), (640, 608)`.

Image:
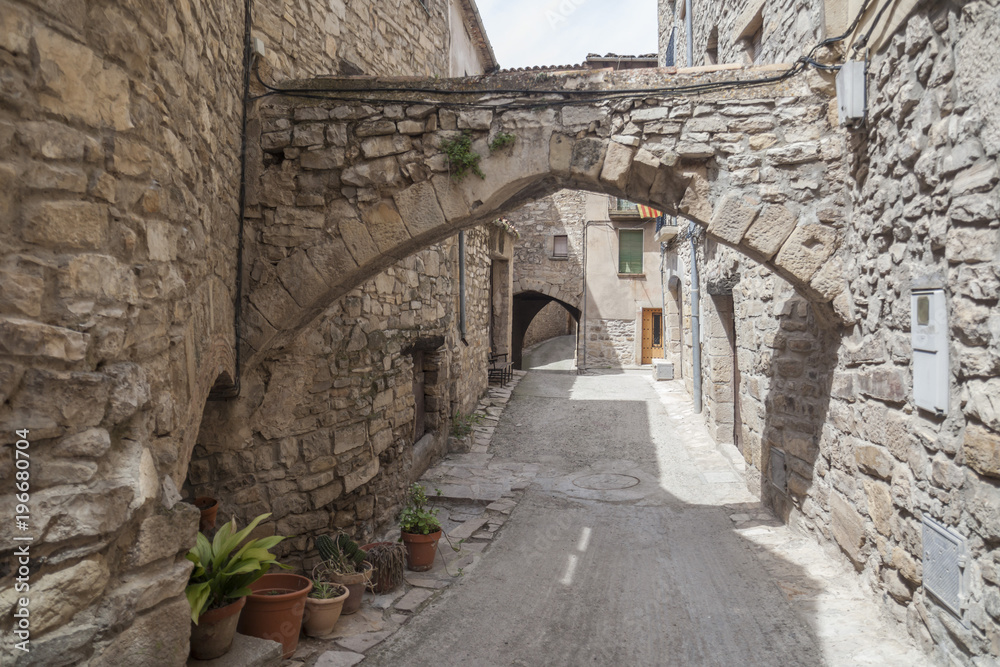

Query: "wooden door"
(641, 308), (664, 365)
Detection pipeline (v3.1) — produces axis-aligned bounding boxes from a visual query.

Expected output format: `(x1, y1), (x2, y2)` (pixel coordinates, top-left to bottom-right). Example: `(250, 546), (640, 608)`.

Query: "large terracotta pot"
(189, 596), (245, 660)
(329, 562), (373, 615)
(237, 573), (312, 659)
(302, 585), (350, 637)
(400, 529), (441, 572)
(194, 497), (218, 533)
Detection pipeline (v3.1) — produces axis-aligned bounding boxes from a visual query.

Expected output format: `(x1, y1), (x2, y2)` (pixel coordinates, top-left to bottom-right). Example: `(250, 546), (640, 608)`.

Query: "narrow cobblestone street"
(325, 358), (931, 667)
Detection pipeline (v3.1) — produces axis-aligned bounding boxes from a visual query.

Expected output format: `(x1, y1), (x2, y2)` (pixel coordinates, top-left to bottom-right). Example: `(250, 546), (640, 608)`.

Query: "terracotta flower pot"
(189, 596), (245, 660)
(302, 585), (350, 637)
(329, 562), (373, 616)
(194, 497), (218, 533)
(236, 573), (312, 659)
(400, 529), (441, 572)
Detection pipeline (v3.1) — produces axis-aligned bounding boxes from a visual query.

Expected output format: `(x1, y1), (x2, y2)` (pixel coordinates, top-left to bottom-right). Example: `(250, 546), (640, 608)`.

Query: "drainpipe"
(689, 222), (702, 413)
(685, 0), (693, 67)
(659, 240), (668, 362)
(459, 231), (467, 345)
(581, 221), (590, 370)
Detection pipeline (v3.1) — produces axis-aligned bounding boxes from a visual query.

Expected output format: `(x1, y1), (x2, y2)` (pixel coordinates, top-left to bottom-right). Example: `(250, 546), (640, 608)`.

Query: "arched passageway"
(512, 291), (581, 370)
(245, 66), (851, 372)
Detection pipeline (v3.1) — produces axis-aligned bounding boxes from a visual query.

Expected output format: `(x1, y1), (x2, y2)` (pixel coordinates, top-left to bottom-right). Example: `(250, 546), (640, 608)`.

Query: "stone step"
(187, 633), (282, 667)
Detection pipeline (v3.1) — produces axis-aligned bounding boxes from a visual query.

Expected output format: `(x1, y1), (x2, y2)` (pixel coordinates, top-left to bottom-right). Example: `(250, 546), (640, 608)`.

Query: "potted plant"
(186, 513), (286, 660)
(399, 483), (443, 572)
(313, 533), (373, 615)
(237, 572), (312, 659)
(194, 497), (219, 533)
(302, 581), (350, 637)
(361, 541), (406, 593)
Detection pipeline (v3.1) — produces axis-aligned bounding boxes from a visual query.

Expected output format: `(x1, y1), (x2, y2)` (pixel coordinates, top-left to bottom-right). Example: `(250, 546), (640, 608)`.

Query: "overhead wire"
(250, 0), (886, 111)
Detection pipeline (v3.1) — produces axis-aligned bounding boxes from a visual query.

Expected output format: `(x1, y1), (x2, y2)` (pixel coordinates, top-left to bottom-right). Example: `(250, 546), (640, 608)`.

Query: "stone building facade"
(509, 189), (586, 368)
(659, 1), (1000, 664)
(0, 1), (500, 665)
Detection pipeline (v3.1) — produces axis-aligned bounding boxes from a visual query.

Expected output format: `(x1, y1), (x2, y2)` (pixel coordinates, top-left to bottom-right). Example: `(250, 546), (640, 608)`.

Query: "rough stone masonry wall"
(523, 301), (575, 350)
(0, 0), (485, 665)
(188, 228), (492, 569)
(510, 188), (586, 309)
(253, 0), (451, 81)
(0, 1), (247, 665)
(658, 0), (824, 68)
(820, 6), (1000, 663)
(584, 318), (637, 368)
(665, 1), (1000, 663)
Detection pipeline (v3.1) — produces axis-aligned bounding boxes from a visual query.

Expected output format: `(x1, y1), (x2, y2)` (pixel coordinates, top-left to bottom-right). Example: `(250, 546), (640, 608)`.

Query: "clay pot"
(236, 573), (312, 659)
(328, 562), (373, 616)
(302, 585), (350, 637)
(362, 542), (405, 594)
(400, 530), (442, 572)
(189, 596), (245, 660)
(194, 497), (218, 533)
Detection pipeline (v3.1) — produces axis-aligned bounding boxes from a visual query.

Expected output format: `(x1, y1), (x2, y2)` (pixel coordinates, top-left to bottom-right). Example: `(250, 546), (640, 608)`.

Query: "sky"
(476, 0), (660, 70)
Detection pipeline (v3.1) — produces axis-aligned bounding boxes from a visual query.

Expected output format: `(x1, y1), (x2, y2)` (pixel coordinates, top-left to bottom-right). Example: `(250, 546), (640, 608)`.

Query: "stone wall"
(0, 0), (494, 664)
(661, 1), (1000, 663)
(254, 0), (452, 80)
(187, 228), (492, 570)
(583, 318), (637, 368)
(659, 0), (824, 68)
(523, 301), (575, 350)
(510, 188), (586, 309)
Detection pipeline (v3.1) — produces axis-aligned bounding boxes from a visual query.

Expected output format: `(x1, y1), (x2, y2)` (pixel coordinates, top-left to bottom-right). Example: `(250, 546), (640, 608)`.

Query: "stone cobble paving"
(288, 372), (531, 667)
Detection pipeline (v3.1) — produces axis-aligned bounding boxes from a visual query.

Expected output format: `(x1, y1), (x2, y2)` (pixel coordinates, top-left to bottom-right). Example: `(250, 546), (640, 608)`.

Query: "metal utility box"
(652, 359), (674, 381)
(835, 60), (866, 126)
(922, 515), (968, 623)
(911, 288), (949, 416)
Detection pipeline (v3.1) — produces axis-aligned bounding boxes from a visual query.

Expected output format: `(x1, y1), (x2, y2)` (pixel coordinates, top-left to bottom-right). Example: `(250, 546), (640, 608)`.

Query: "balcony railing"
(608, 198), (640, 217)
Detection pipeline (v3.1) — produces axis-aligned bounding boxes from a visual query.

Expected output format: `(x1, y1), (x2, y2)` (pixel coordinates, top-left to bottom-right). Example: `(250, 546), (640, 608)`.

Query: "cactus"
(316, 533), (367, 574)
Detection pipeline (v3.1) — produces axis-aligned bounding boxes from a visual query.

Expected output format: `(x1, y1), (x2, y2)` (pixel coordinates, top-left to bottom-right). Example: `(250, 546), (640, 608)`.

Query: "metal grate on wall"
(922, 515), (967, 624)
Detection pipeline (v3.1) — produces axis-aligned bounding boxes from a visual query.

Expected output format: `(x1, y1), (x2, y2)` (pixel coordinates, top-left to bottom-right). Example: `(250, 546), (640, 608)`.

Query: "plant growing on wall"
(440, 130), (484, 181)
(489, 131), (516, 152)
(451, 411), (484, 438)
(490, 217), (520, 239)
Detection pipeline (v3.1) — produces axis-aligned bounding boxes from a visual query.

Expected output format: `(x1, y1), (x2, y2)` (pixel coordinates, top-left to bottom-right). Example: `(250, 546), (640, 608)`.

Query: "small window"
(618, 229), (644, 274)
(553, 235), (568, 258)
(706, 27), (719, 65)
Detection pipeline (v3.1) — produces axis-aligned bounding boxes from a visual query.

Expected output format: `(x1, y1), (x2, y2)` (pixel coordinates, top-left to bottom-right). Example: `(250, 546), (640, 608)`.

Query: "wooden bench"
(488, 352), (513, 386)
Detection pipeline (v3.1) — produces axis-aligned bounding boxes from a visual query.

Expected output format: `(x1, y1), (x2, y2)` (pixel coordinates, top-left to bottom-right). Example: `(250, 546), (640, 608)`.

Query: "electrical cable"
(250, 0), (881, 112)
(852, 0), (896, 55)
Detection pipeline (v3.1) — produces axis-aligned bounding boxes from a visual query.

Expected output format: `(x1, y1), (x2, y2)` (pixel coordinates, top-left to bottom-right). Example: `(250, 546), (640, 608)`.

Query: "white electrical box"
(652, 359), (674, 381)
(911, 288), (949, 415)
(835, 60), (866, 126)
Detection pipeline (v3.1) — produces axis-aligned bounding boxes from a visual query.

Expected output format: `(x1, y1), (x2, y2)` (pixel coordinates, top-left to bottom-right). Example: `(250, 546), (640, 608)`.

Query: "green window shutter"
(619, 229), (644, 274)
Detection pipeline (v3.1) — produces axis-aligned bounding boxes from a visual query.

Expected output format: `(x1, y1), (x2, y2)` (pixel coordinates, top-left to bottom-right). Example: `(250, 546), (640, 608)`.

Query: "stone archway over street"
(246, 65), (852, 371)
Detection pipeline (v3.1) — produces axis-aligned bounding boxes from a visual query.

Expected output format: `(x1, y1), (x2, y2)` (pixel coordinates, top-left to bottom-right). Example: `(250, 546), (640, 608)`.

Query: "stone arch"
(512, 290), (582, 370)
(246, 67), (851, 371)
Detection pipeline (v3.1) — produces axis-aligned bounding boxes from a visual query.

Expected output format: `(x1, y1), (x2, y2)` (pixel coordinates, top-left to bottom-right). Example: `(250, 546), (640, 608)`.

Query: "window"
(553, 235), (568, 258)
(706, 27), (719, 65)
(618, 229), (644, 274)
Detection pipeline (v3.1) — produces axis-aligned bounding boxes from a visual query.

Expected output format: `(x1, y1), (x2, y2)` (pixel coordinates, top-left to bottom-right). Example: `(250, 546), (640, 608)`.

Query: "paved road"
(364, 370), (929, 667)
(522, 334), (576, 372)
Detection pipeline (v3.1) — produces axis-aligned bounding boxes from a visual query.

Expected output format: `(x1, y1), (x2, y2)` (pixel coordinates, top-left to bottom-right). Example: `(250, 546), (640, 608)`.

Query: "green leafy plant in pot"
(186, 513), (287, 660)
(313, 533), (373, 615)
(399, 483), (443, 572)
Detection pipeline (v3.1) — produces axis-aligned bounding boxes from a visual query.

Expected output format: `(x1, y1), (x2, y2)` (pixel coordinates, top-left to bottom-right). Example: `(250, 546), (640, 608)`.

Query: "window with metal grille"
(618, 229), (644, 274)
(553, 235), (568, 258)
